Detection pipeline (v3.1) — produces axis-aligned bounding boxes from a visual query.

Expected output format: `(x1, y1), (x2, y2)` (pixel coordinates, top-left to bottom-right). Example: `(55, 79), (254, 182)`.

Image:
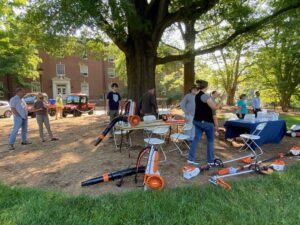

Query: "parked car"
(23, 92), (56, 118)
(63, 93), (95, 117)
(0, 101), (12, 118)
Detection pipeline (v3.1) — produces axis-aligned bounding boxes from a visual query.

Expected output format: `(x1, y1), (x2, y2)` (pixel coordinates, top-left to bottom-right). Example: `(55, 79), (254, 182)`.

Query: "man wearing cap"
(252, 91), (261, 117)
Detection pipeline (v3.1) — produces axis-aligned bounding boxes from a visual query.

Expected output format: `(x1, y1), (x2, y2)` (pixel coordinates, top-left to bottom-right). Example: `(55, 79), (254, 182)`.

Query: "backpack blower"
(94, 99), (140, 146)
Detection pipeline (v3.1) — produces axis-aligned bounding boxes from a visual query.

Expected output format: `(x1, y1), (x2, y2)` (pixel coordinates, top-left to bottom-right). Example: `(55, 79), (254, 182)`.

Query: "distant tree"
(210, 39), (256, 105)
(0, 0), (41, 94)
(256, 10), (300, 112)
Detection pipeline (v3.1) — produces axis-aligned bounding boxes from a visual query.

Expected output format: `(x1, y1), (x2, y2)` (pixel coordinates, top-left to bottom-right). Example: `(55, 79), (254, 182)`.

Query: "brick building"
(0, 51), (123, 105)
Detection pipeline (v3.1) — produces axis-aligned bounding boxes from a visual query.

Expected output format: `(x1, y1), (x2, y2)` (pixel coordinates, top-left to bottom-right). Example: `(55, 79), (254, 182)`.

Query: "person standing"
(252, 91), (261, 117)
(8, 88), (31, 150)
(180, 85), (198, 140)
(32, 93), (58, 142)
(106, 83), (121, 132)
(55, 94), (63, 119)
(187, 80), (226, 165)
(236, 94), (248, 119)
(140, 88), (158, 117)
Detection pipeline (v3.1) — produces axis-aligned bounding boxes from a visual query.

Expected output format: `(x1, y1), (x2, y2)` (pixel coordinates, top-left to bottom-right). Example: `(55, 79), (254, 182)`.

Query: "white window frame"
(57, 84), (67, 95)
(56, 64), (65, 77)
(80, 82), (89, 96)
(108, 55), (115, 63)
(107, 68), (115, 78)
(0, 81), (4, 97)
(80, 63), (89, 77)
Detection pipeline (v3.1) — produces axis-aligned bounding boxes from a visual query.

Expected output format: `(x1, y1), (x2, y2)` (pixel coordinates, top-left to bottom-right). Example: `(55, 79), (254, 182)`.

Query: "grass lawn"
(1, 164), (300, 225)
(279, 114), (300, 129)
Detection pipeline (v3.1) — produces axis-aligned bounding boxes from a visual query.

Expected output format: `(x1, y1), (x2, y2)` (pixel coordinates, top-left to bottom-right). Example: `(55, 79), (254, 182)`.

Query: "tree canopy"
(25, 0), (300, 101)
(0, 0), (41, 91)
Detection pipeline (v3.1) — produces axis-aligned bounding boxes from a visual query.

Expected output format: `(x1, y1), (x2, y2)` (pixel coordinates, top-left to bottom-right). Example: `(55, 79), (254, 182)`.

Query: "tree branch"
(160, 41), (184, 52)
(153, 0), (218, 44)
(156, 2), (300, 65)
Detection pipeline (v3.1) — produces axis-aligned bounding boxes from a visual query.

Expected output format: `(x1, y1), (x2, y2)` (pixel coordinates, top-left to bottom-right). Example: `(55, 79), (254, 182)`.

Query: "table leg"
(119, 131), (123, 152)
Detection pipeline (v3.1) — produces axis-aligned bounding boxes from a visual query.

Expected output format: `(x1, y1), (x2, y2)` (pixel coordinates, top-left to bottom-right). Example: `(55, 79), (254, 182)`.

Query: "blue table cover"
(224, 120), (287, 147)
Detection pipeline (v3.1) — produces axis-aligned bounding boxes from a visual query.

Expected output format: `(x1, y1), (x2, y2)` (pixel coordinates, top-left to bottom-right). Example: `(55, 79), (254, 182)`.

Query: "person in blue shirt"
(106, 83), (121, 127)
(236, 94), (248, 119)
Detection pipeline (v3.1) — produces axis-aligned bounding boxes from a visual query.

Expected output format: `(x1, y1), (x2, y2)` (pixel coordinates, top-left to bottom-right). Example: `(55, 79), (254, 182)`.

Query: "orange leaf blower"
(143, 146), (164, 191)
(94, 99), (140, 146)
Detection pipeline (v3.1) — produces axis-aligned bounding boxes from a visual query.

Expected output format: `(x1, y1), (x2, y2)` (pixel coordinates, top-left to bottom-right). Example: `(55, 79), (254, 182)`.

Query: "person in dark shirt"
(187, 80), (226, 165)
(140, 88), (158, 117)
(106, 83), (121, 133)
(32, 93), (58, 142)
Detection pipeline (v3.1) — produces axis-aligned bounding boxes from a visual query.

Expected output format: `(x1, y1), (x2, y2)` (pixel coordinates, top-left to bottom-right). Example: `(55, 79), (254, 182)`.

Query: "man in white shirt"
(8, 88), (31, 150)
(252, 91), (261, 117)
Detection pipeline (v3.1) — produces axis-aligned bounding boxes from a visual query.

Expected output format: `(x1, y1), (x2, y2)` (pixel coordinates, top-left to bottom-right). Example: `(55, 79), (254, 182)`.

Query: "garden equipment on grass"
(210, 148), (299, 189)
(286, 125), (300, 137)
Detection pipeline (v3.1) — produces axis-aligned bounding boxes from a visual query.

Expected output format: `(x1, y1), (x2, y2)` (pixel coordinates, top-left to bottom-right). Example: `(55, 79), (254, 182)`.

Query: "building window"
(108, 55), (115, 63)
(81, 83), (89, 96)
(56, 64), (65, 77)
(31, 82), (41, 92)
(80, 63), (88, 77)
(107, 68), (115, 78)
(0, 81), (4, 97)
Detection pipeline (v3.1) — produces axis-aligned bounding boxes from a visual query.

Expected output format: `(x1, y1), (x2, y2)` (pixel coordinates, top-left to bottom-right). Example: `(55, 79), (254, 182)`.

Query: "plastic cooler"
(49, 99), (56, 105)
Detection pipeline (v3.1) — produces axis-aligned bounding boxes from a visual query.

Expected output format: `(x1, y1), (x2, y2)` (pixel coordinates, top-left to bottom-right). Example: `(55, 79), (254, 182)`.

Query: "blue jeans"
(9, 116), (28, 145)
(188, 120), (215, 163)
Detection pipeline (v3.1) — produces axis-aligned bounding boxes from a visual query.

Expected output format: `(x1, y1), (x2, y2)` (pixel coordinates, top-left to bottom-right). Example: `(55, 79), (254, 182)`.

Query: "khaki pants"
(109, 110), (119, 134)
(36, 114), (53, 140)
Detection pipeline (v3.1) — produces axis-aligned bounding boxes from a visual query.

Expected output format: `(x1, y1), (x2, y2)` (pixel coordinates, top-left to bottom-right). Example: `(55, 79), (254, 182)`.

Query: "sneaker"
(182, 166), (200, 179)
(21, 141), (32, 145)
(51, 137), (59, 141)
(187, 160), (200, 165)
(8, 145), (15, 150)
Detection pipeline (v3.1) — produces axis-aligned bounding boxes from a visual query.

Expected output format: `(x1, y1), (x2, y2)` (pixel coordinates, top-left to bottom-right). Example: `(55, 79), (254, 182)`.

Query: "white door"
(57, 84), (67, 98)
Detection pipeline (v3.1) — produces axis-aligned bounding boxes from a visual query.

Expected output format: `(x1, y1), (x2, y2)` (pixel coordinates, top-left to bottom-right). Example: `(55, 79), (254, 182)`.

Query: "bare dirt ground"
(0, 109), (299, 196)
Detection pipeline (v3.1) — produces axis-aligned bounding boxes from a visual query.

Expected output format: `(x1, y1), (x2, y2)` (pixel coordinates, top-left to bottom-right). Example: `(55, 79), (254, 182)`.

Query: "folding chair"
(238, 122), (267, 159)
(143, 127), (170, 163)
(143, 115), (157, 137)
(169, 123), (193, 156)
(113, 123), (132, 150)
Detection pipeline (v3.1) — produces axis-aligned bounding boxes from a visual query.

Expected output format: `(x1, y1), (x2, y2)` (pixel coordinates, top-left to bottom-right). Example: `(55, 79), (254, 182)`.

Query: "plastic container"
(49, 99), (56, 105)
(244, 114), (255, 123)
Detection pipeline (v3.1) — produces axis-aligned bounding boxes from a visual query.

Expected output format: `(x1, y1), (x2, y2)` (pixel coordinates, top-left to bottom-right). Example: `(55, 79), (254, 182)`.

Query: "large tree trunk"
(183, 58), (195, 94)
(227, 86), (237, 106)
(280, 94), (291, 112)
(182, 19), (196, 94)
(126, 41), (156, 104)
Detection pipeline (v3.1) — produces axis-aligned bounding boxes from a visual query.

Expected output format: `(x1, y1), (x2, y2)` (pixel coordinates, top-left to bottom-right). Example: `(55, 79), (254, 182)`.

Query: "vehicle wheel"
(291, 132), (296, 138)
(88, 109), (94, 115)
(4, 110), (12, 118)
(74, 110), (81, 117)
(49, 109), (56, 117)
